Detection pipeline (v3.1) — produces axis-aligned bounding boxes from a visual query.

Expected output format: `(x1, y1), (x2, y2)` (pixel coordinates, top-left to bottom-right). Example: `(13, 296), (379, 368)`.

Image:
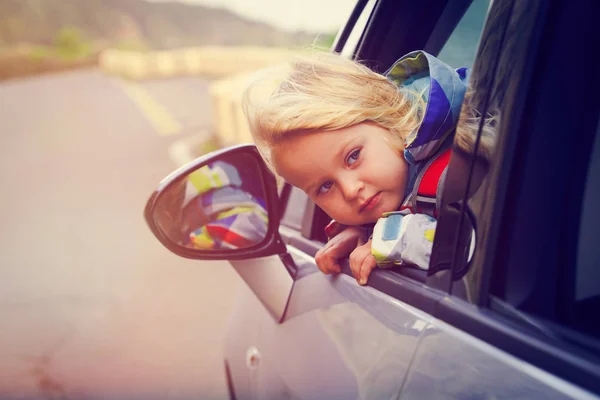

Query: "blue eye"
(318, 180), (333, 195)
(347, 149), (361, 166)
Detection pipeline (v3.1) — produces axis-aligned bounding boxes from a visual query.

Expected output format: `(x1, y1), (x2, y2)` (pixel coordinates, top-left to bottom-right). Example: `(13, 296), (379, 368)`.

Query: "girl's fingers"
(315, 245), (341, 274)
(358, 255), (377, 285)
(349, 246), (368, 281)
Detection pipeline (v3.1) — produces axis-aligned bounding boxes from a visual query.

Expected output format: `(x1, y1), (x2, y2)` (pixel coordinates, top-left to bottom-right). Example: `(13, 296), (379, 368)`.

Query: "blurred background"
(0, 0), (355, 398)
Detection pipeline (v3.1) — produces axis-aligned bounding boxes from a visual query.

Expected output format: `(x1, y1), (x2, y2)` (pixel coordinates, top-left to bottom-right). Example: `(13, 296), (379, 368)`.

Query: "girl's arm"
(316, 225), (366, 275)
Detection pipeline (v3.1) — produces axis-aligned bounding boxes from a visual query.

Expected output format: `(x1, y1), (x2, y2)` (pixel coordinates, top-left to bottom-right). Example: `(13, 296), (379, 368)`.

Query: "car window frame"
(333, 0), (377, 58)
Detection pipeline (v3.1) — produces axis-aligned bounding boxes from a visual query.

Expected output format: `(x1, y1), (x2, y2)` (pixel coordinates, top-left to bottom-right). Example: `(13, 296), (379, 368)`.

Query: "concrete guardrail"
(99, 46), (299, 149)
(99, 46), (296, 80)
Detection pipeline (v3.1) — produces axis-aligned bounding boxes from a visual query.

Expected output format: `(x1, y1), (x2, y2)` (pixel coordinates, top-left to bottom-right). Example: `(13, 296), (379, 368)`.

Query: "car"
(144, 0), (600, 398)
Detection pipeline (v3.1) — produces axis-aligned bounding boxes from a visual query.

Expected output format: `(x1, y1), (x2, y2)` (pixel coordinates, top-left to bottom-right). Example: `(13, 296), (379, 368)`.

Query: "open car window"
(305, 0), (491, 259)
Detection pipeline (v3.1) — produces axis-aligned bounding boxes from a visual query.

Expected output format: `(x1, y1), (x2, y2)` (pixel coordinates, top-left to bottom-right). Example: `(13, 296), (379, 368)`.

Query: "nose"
(339, 174), (364, 201)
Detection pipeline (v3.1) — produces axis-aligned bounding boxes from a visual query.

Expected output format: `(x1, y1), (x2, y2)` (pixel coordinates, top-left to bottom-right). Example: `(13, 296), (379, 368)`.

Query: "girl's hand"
(349, 240), (377, 286)
(315, 226), (363, 275)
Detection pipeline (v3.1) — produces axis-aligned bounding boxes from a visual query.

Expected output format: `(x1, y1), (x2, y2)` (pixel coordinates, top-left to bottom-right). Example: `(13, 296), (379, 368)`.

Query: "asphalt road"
(0, 69), (244, 400)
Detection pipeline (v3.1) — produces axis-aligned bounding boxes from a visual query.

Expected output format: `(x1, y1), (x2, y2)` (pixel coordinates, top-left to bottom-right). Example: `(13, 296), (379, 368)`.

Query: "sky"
(146, 0), (358, 33)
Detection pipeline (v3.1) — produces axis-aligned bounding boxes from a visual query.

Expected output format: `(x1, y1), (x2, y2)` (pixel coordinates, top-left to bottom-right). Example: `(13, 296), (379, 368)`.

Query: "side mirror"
(144, 144), (287, 260)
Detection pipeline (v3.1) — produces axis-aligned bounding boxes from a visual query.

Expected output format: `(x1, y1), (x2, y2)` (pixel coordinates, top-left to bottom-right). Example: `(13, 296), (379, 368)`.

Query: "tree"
(53, 26), (89, 59)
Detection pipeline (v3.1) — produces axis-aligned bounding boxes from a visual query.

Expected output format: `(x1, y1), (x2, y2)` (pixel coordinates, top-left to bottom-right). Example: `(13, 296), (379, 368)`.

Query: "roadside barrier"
(208, 71), (255, 146)
(98, 46), (296, 80)
(99, 46), (303, 149)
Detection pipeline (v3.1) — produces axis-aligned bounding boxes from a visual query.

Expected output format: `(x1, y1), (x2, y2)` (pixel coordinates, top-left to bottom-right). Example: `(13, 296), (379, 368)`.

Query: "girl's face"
(271, 123), (409, 226)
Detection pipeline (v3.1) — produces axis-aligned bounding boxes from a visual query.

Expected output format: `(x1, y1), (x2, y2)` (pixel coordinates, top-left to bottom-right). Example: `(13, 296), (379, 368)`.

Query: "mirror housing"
(144, 144), (288, 260)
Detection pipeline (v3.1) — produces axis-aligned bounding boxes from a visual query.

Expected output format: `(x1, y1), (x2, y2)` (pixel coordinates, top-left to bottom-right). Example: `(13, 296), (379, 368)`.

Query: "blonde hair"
(242, 52), (424, 172)
(454, 88), (497, 162)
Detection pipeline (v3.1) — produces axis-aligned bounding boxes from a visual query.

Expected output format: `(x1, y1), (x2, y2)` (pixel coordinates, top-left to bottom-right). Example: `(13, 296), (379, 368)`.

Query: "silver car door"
(224, 238), (432, 400)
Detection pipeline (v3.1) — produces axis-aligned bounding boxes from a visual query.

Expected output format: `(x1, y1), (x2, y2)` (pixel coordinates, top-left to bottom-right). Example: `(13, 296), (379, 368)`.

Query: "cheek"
(379, 153), (409, 192)
(313, 195), (343, 219)
(312, 196), (330, 213)
(394, 163), (409, 193)
(371, 152), (405, 178)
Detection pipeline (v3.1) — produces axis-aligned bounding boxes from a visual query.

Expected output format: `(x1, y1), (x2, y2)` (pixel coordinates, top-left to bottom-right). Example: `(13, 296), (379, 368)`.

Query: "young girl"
(242, 50), (470, 285)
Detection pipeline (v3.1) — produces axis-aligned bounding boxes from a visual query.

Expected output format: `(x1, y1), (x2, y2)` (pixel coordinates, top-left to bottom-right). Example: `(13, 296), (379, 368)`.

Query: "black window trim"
(332, 0), (371, 54)
(423, 0), (476, 56)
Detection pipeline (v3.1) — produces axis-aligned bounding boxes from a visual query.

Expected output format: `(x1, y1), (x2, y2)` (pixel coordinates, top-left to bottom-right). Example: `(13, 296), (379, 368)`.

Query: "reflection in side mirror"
(152, 153), (269, 251)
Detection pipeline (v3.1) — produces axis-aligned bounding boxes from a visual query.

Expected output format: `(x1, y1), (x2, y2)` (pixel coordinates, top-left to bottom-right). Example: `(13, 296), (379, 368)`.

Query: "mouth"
(359, 192), (381, 213)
